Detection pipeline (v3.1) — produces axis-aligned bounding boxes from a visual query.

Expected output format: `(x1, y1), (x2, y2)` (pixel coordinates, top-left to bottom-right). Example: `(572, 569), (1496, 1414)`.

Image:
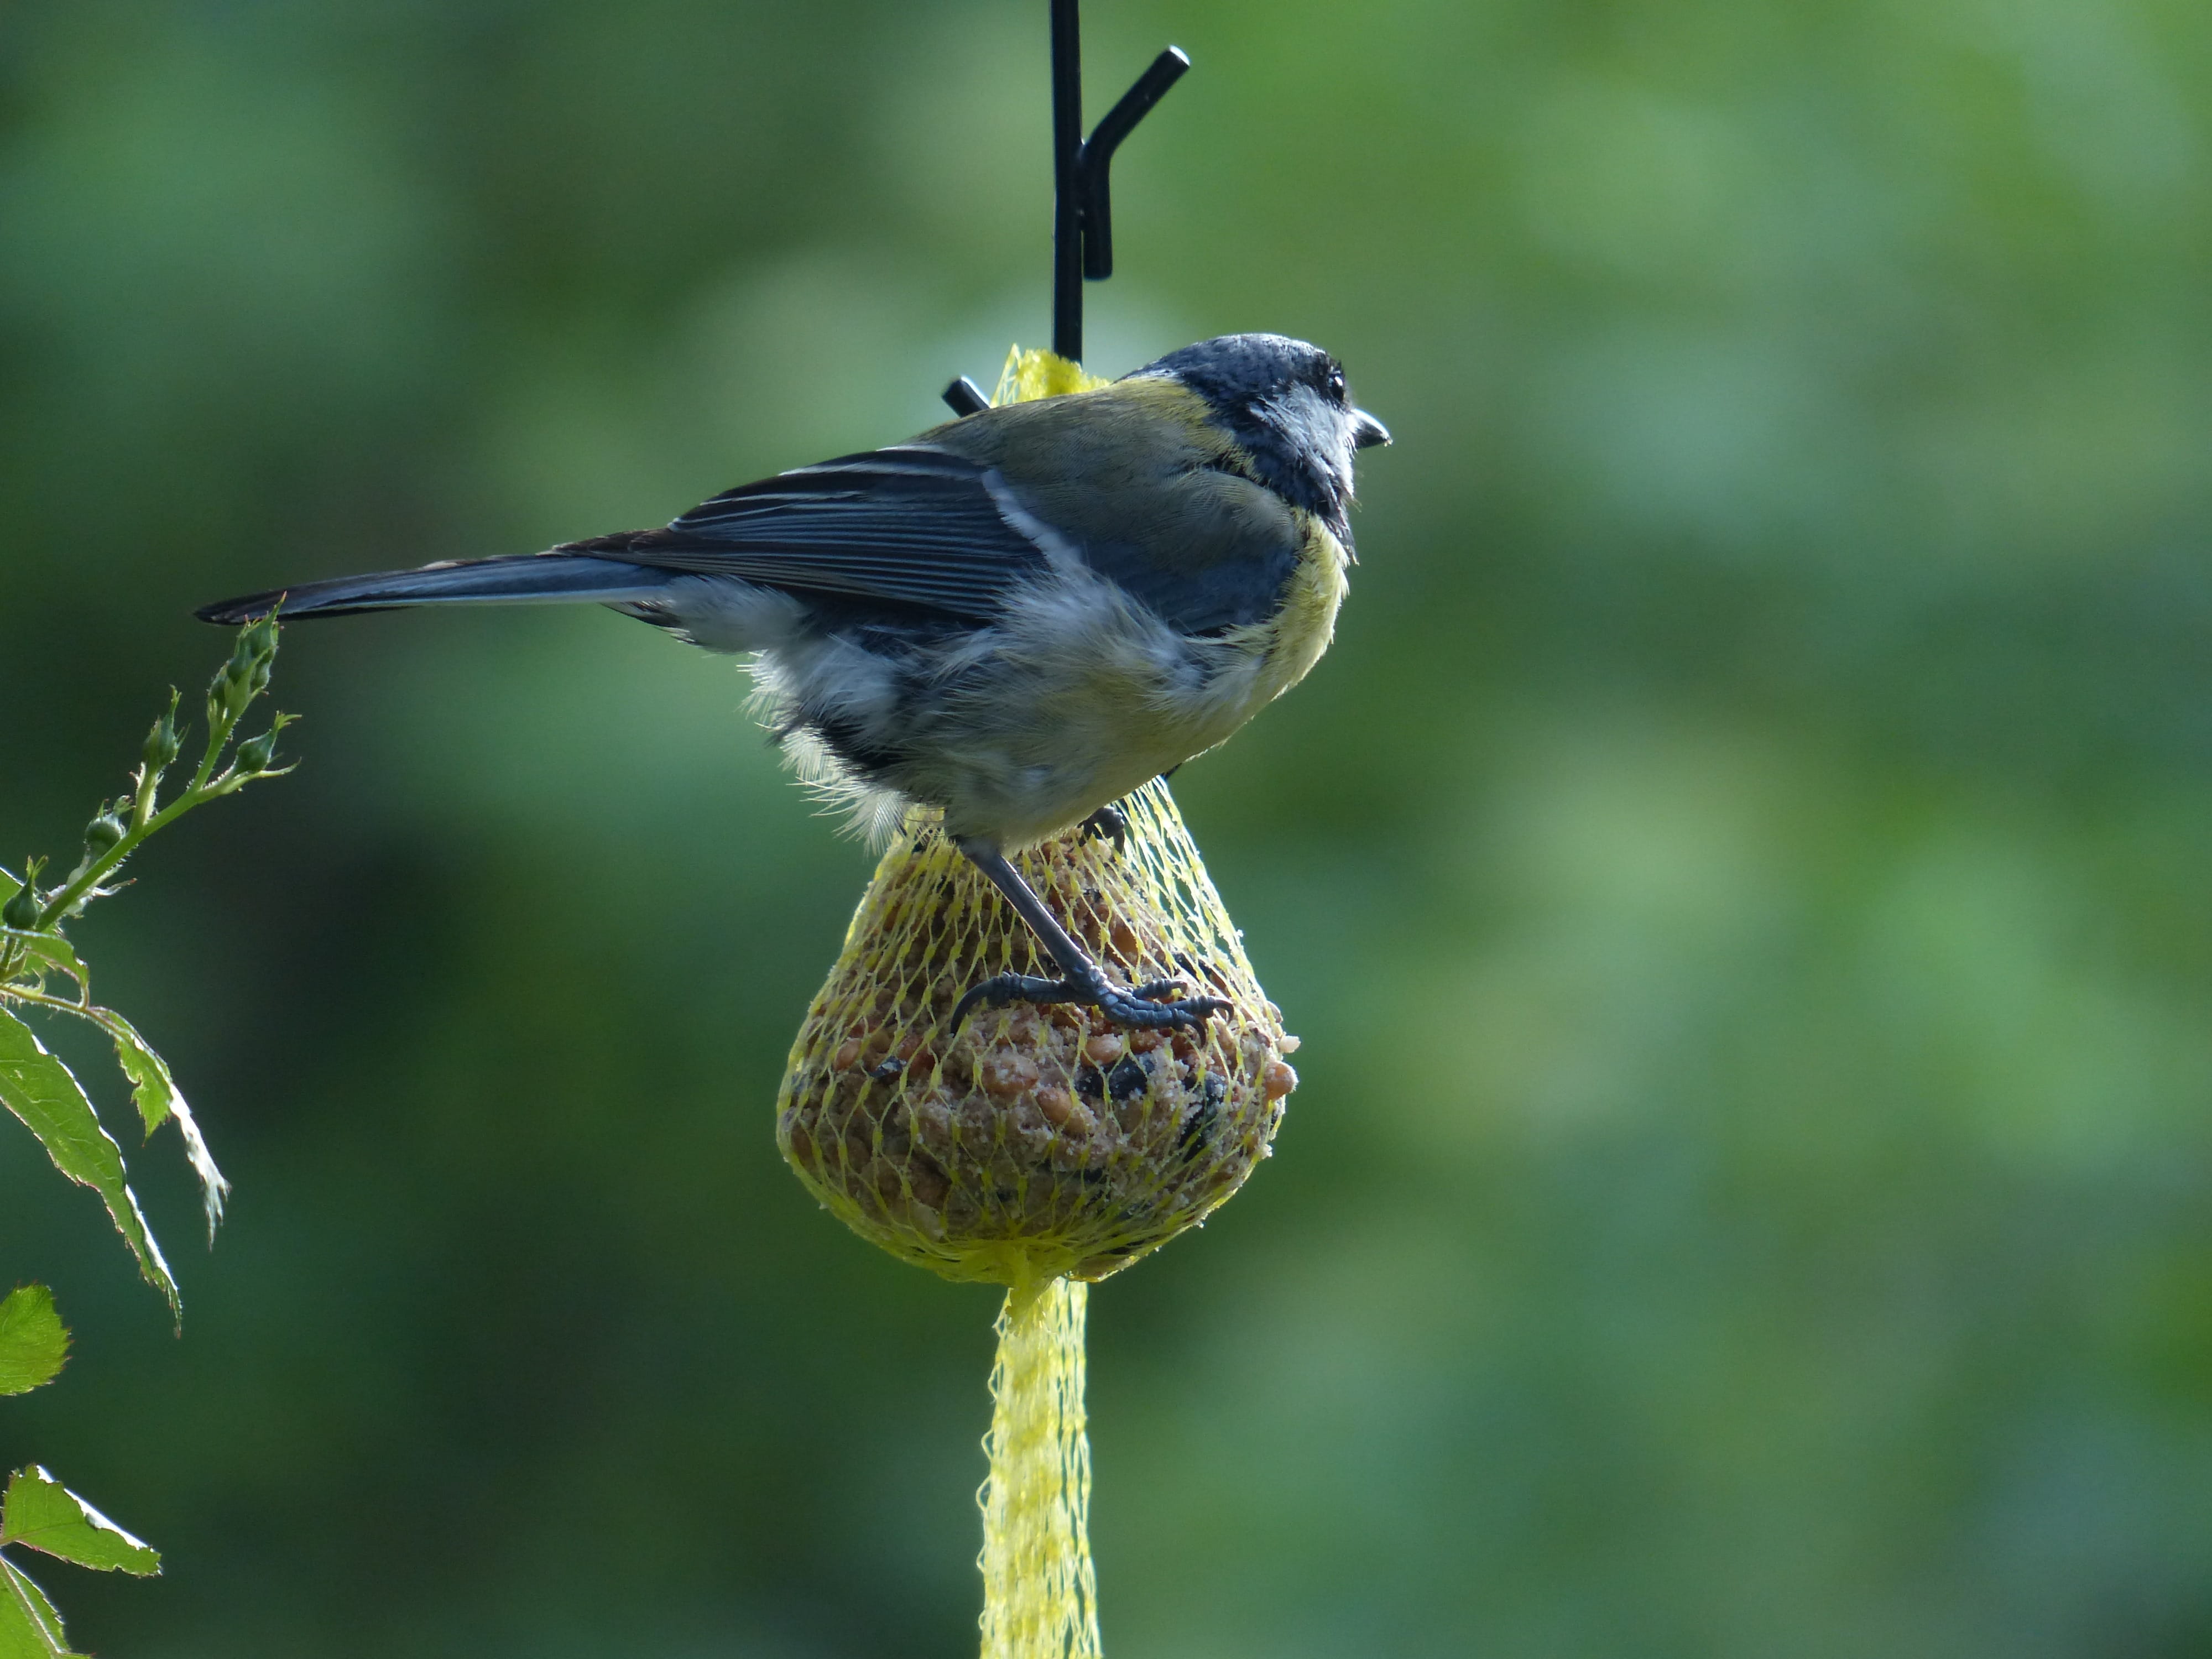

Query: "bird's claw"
(950, 968), (1228, 1031)
(1099, 978), (1230, 1029)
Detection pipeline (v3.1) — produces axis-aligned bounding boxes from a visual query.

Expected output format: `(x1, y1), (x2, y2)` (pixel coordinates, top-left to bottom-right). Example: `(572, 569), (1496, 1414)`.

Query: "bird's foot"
(1077, 802), (1128, 854)
(951, 966), (1228, 1031)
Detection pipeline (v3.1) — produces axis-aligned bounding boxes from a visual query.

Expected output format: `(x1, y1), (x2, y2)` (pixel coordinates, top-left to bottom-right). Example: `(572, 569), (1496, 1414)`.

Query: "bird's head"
(1129, 333), (1389, 534)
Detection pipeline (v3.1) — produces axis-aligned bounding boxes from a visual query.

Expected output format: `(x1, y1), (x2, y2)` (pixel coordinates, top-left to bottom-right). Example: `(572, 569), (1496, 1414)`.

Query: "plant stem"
(1, 983), (87, 1016)
(35, 766), (242, 930)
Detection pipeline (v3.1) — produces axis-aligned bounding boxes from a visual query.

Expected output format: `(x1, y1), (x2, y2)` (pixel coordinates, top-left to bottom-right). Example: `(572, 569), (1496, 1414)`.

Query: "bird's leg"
(950, 838), (1229, 1031)
(1077, 801), (1128, 854)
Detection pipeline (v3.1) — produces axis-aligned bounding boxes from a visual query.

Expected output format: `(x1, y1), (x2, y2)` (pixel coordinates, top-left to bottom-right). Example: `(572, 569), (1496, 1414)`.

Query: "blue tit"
(199, 332), (1390, 1029)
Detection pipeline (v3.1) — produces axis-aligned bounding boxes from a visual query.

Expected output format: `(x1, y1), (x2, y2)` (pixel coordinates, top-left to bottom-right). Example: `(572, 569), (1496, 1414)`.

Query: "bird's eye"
(1326, 368), (1347, 403)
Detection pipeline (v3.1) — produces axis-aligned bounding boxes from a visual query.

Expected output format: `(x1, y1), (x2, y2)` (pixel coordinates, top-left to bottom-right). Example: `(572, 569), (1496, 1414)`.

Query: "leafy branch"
(0, 618), (293, 1324)
(0, 1285), (160, 1658)
(0, 625), (291, 1651)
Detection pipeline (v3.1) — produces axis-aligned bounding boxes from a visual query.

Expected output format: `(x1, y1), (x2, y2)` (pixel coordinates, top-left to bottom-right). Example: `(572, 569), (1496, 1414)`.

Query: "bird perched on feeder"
(200, 332), (1390, 1030)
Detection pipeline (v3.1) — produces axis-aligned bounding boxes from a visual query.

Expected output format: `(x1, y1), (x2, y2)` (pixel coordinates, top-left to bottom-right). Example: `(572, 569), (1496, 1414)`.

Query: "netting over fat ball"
(777, 775), (1300, 1286)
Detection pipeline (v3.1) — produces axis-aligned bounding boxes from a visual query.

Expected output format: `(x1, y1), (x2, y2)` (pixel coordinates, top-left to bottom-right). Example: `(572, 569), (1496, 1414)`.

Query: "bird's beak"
(1350, 408), (1391, 450)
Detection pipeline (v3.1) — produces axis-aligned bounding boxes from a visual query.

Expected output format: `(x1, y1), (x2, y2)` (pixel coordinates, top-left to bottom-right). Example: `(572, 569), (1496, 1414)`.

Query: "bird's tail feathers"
(195, 554), (670, 625)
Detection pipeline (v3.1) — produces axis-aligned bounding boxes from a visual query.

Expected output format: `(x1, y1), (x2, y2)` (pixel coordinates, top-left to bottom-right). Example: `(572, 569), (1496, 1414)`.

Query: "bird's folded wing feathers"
(575, 446), (1053, 620)
(927, 384), (1311, 636)
(203, 392), (1312, 633)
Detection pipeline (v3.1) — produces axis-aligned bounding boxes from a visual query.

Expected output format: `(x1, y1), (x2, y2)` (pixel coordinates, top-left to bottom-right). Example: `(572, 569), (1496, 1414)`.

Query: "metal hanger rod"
(1048, 1), (1188, 366)
(1051, 0), (1086, 361)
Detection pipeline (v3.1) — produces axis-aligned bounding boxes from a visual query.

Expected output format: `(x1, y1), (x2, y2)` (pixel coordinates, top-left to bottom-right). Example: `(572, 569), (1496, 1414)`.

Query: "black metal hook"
(941, 376), (992, 418)
(1053, 0), (1187, 364)
(1077, 47), (1191, 284)
(942, 1), (1188, 415)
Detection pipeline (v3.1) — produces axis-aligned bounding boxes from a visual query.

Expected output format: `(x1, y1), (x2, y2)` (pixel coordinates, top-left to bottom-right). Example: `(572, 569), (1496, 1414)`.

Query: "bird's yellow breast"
(1259, 512), (1350, 699)
(1133, 507), (1347, 782)
(1203, 509), (1347, 731)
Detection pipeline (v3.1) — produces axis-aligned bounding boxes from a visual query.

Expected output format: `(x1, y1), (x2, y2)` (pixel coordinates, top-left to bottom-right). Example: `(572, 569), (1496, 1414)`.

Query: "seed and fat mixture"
(778, 779), (1298, 1286)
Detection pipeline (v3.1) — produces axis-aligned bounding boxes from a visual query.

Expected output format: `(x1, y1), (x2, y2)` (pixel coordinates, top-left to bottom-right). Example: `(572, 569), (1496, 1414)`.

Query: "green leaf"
(0, 1009), (179, 1323)
(0, 1556), (77, 1658)
(96, 1010), (172, 1136)
(0, 933), (83, 1000)
(1, 1470), (159, 1577)
(0, 1290), (67, 1397)
(88, 1007), (228, 1239)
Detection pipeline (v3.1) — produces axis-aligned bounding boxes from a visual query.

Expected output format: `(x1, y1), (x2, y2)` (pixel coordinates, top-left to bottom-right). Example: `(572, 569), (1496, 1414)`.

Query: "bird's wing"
(602, 383), (1312, 634)
(927, 383), (1311, 636)
(576, 446), (1051, 620)
(1050, 464), (1309, 636)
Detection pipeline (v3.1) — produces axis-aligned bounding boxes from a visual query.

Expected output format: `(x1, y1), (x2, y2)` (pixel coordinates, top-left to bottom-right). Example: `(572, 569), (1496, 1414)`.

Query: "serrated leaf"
(0, 1556), (77, 1658)
(95, 1010), (172, 1136)
(88, 1008), (227, 1239)
(0, 935), (84, 1000)
(0, 1290), (67, 1397)
(0, 1009), (179, 1323)
(1, 1471), (158, 1577)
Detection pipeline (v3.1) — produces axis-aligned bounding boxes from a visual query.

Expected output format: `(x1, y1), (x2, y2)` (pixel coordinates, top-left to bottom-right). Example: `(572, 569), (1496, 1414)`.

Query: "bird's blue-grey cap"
(1129, 332), (1340, 404)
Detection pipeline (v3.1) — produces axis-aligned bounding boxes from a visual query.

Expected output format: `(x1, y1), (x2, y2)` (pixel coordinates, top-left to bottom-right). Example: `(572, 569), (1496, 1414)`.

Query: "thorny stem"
(8, 623), (292, 938)
(2, 983), (93, 1018)
(33, 757), (275, 931)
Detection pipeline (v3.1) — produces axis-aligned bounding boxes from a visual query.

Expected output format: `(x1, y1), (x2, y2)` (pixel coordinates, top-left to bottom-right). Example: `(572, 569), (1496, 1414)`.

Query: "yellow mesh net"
(992, 344), (1103, 403)
(978, 1279), (1098, 1659)
(774, 346), (1297, 1657)
(775, 774), (1296, 1284)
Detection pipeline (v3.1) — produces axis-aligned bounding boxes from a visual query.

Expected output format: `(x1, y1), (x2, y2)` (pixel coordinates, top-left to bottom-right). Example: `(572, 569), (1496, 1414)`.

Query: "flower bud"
(2, 884), (40, 930)
(142, 714), (180, 770)
(83, 812), (126, 854)
(215, 666), (254, 719)
(236, 732), (276, 772)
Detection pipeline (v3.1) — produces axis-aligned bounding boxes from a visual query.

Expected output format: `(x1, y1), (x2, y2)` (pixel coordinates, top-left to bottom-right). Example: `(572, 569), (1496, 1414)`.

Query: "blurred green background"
(6, 0), (2212, 1652)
